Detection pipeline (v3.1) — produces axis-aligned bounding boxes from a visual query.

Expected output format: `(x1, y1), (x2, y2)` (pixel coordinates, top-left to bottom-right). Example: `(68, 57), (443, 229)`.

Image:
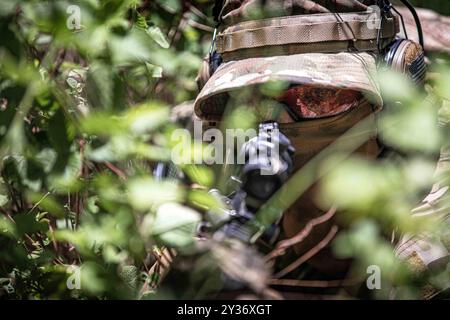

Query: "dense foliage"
(0, 0), (449, 300)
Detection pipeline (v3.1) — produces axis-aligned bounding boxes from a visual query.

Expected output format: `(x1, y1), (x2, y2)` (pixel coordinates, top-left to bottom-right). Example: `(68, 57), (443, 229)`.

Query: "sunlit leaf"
(127, 177), (185, 210)
(151, 202), (200, 247)
(146, 26), (170, 49)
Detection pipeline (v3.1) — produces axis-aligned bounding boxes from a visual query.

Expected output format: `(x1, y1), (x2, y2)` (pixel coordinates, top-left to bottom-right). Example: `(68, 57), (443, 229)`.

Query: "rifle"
(154, 121), (295, 246)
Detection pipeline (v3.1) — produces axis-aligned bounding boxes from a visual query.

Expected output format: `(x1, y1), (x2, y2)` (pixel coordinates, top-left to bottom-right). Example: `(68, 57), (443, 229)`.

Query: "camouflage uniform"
(190, 0), (450, 297)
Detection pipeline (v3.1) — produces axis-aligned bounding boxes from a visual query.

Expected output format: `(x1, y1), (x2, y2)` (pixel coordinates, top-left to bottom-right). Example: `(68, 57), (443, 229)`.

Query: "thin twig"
(48, 223), (59, 254)
(265, 207), (337, 261)
(104, 162), (127, 180)
(188, 3), (209, 21)
(187, 20), (214, 32)
(27, 192), (51, 214)
(274, 225), (339, 279)
(4, 213), (36, 254)
(152, 250), (170, 269)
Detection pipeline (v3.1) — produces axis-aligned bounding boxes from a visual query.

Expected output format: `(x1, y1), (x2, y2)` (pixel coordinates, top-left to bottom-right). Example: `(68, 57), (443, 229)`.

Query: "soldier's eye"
(277, 85), (363, 119)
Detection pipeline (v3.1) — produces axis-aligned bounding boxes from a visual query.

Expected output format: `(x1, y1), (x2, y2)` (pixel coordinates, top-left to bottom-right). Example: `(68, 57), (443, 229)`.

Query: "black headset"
(397, 0), (424, 48)
(213, 0), (225, 23)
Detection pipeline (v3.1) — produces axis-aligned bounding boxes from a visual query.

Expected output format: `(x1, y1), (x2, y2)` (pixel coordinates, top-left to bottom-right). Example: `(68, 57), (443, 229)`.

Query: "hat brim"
(194, 52), (382, 120)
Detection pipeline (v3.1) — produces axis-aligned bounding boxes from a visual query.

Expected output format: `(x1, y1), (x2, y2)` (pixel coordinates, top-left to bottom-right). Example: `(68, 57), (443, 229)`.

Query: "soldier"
(174, 0), (449, 298)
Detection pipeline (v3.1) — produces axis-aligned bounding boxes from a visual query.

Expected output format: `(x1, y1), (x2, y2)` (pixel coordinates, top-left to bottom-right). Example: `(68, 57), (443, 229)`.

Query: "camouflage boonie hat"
(195, 0), (397, 120)
(195, 52), (383, 120)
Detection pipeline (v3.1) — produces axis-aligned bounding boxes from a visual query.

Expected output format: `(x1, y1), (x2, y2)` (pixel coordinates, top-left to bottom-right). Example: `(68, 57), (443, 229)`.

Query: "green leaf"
(146, 26), (170, 49)
(320, 157), (399, 211)
(127, 177), (185, 210)
(0, 0), (20, 16)
(48, 153), (83, 193)
(0, 193), (8, 207)
(377, 70), (419, 103)
(151, 202), (200, 247)
(110, 29), (154, 65)
(124, 103), (169, 135)
(156, 0), (181, 14)
(85, 62), (114, 109)
(119, 265), (139, 290)
(379, 103), (441, 153)
(0, 215), (16, 238)
(81, 112), (125, 136)
(14, 212), (48, 236)
(27, 192), (65, 219)
(145, 62), (163, 78)
(183, 165), (214, 188)
(48, 109), (72, 172)
(135, 12), (148, 29)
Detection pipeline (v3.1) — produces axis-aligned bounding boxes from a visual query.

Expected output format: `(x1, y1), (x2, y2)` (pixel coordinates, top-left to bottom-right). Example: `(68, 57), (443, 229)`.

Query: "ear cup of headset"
(384, 39), (426, 86)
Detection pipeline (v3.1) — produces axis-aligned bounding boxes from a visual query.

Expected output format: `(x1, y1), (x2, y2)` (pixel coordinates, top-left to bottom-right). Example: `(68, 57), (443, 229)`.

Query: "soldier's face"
(225, 85), (380, 274)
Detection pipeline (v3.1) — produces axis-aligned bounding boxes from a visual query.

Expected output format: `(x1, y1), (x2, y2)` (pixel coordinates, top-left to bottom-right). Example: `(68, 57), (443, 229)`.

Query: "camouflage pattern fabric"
(218, 0), (377, 26)
(396, 6), (450, 54)
(394, 143), (450, 298)
(194, 52), (382, 120)
(215, 12), (398, 58)
(191, 0), (450, 297)
(195, 0), (388, 120)
(391, 99), (450, 298)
